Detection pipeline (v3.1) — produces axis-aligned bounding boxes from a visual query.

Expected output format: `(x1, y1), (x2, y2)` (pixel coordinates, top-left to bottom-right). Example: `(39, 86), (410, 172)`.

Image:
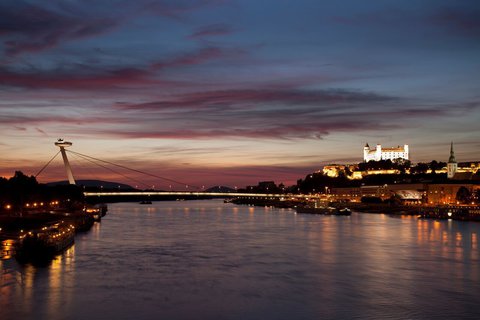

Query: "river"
(1, 200), (479, 320)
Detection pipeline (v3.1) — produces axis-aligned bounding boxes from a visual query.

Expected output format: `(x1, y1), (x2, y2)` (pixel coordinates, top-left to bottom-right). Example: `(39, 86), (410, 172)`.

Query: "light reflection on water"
(1, 200), (479, 320)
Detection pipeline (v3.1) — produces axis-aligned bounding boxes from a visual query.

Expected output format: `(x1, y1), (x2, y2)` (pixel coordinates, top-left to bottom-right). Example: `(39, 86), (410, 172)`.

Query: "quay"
(229, 196), (480, 221)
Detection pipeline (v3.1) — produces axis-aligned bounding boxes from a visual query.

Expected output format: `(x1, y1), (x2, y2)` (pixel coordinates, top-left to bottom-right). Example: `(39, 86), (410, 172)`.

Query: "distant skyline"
(1, 0), (479, 188)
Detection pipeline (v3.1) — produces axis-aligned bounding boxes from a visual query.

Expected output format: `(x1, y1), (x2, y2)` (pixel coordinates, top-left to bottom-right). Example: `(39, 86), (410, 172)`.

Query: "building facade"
(363, 143), (409, 162)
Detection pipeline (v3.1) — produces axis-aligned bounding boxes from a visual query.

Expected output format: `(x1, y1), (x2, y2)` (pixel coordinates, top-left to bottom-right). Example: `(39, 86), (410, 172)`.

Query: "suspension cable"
(67, 149), (199, 190)
(35, 150), (61, 178)
(69, 151), (151, 189)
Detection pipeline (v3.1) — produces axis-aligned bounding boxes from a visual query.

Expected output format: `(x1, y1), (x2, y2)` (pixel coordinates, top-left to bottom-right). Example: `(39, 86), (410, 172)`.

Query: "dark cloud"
(121, 88), (395, 110)
(430, 7), (480, 37)
(188, 24), (234, 39)
(151, 46), (242, 70)
(105, 88), (402, 140)
(0, 1), (229, 57)
(0, 114), (119, 126)
(143, 0), (228, 20)
(0, 2), (117, 56)
(0, 66), (156, 90)
(332, 5), (480, 38)
(105, 89), (477, 141)
(35, 128), (48, 136)
(0, 46), (241, 90)
(3, 80), (475, 142)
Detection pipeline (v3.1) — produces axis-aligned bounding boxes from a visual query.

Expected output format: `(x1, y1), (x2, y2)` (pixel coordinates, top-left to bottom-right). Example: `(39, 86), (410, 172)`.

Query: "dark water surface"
(1, 200), (479, 320)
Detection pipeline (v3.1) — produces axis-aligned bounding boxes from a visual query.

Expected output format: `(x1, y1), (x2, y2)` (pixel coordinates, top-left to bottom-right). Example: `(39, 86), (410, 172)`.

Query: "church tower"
(447, 142), (457, 179)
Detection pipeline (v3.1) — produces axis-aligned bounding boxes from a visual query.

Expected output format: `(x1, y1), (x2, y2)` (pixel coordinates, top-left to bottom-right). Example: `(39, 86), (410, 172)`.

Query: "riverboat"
(94, 203), (108, 217)
(419, 205), (480, 221)
(332, 208), (352, 216)
(296, 206), (352, 216)
(85, 206), (102, 221)
(15, 222), (75, 260)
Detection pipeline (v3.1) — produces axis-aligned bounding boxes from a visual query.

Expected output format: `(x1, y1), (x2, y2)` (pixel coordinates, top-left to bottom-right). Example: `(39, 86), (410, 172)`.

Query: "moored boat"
(419, 205), (480, 221)
(296, 206), (352, 216)
(85, 206), (102, 221)
(94, 203), (108, 216)
(15, 222), (75, 261)
(334, 208), (352, 216)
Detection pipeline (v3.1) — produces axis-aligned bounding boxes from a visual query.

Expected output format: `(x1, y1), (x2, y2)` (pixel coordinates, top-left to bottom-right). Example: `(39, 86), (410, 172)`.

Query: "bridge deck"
(83, 191), (313, 198)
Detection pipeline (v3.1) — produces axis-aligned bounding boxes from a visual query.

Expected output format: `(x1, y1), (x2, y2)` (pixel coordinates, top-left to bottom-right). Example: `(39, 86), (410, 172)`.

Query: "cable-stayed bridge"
(39, 139), (313, 201)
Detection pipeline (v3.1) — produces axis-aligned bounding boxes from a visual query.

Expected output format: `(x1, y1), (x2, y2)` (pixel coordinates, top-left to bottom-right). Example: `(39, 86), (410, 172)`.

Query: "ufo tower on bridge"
(54, 139), (76, 185)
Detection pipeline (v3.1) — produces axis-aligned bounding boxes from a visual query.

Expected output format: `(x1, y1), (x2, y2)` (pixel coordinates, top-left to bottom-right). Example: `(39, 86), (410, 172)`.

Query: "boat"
(15, 222), (75, 261)
(71, 213), (95, 232)
(296, 206), (352, 216)
(85, 206), (102, 221)
(94, 203), (108, 216)
(332, 208), (352, 216)
(419, 205), (480, 221)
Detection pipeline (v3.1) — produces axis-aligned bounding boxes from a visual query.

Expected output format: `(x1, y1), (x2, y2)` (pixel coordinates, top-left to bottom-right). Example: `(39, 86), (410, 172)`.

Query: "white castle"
(363, 143), (409, 162)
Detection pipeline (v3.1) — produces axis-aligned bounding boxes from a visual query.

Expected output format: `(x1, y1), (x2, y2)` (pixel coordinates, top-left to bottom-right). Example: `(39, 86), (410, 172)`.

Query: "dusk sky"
(1, 0), (479, 189)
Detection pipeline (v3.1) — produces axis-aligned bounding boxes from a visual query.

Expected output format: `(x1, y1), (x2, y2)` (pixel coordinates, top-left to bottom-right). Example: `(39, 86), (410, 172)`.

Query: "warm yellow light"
(5, 204), (11, 209)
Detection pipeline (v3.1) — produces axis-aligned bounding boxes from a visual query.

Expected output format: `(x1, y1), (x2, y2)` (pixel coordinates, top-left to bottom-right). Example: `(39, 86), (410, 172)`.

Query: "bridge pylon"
(54, 139), (76, 185)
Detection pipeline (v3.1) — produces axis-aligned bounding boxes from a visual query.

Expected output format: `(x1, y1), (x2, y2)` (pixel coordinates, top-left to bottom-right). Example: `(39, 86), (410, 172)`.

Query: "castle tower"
(447, 142), (457, 179)
(363, 143), (370, 161)
(54, 139), (76, 185)
(375, 144), (382, 161)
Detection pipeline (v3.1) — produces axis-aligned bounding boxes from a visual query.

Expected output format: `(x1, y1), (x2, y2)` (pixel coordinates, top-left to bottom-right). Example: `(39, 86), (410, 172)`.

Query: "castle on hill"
(363, 143), (409, 162)
(321, 142), (479, 181)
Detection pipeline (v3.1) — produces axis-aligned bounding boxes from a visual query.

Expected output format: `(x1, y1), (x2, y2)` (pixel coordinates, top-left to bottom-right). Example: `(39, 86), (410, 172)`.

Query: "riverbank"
(230, 197), (480, 221)
(230, 197), (417, 214)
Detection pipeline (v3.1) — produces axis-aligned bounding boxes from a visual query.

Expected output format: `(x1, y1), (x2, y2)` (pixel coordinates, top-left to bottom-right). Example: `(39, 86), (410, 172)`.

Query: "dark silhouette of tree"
(411, 163), (429, 174)
(456, 187), (471, 204)
(1, 171), (84, 213)
(429, 160), (446, 173)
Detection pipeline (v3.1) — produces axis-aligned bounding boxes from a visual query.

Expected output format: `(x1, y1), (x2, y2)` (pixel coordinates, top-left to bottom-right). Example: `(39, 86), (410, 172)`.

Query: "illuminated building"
(322, 165), (346, 177)
(425, 184), (479, 205)
(363, 143), (409, 162)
